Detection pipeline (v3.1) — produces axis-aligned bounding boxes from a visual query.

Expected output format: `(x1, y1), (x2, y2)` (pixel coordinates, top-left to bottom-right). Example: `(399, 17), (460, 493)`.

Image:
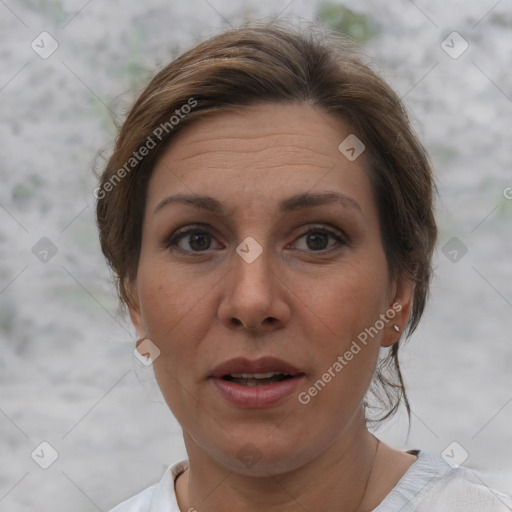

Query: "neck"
(177, 413), (380, 512)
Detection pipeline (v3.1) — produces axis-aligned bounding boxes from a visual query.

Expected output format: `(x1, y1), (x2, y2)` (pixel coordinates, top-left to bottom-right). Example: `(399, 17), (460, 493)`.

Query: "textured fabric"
(372, 450), (512, 511)
(108, 451), (512, 511)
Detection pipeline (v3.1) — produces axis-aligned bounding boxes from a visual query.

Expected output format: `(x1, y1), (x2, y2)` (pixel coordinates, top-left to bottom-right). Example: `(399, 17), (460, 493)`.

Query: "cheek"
(299, 293), (383, 431)
(137, 259), (208, 343)
(136, 264), (206, 418)
(319, 258), (389, 335)
(306, 258), (389, 390)
(136, 257), (218, 386)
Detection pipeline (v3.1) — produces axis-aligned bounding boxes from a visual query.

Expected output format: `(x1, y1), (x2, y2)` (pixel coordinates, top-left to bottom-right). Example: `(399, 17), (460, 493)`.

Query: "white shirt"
(109, 450), (512, 511)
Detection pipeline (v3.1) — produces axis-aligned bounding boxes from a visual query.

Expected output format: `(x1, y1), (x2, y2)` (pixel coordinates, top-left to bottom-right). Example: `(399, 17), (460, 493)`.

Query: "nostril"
(229, 317), (277, 330)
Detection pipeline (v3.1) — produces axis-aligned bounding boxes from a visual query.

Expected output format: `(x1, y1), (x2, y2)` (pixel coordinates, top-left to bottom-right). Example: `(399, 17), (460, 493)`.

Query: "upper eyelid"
(169, 223), (344, 238)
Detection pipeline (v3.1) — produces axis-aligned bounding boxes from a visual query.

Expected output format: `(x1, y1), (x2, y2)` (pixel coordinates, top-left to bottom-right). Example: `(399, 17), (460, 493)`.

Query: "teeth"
(229, 372), (288, 379)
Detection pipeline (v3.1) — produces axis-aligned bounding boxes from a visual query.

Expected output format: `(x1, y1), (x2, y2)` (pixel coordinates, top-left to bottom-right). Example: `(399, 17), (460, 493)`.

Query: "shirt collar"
(148, 459), (189, 512)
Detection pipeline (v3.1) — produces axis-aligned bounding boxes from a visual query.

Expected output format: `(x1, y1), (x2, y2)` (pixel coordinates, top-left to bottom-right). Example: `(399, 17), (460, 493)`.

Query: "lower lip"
(211, 375), (305, 408)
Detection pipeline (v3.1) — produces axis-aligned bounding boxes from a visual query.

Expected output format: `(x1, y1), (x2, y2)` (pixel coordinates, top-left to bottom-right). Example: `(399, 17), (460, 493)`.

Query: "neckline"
(171, 450), (423, 484)
(170, 449), (431, 510)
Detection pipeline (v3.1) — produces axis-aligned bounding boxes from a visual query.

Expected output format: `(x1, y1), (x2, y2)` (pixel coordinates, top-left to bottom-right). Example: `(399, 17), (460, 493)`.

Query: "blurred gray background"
(1, 1), (511, 510)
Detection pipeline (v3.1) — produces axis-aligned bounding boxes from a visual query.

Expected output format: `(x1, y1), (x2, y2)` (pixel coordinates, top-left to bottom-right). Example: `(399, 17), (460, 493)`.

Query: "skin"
(129, 102), (417, 512)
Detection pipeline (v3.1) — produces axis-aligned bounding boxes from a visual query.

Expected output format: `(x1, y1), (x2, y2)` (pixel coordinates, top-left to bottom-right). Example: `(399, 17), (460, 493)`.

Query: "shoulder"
(375, 450), (512, 512)
(107, 460), (189, 512)
(423, 465), (512, 511)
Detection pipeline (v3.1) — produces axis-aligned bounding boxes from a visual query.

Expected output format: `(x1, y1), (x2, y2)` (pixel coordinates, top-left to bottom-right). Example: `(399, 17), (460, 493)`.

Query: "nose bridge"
(232, 235), (272, 296)
(218, 234), (281, 331)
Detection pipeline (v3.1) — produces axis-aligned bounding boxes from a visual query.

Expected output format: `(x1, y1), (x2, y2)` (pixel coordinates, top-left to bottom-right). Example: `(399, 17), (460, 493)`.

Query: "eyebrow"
(153, 191), (363, 216)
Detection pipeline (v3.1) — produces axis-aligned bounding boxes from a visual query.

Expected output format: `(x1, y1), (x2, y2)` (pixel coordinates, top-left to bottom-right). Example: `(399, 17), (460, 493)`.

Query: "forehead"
(147, 102), (375, 218)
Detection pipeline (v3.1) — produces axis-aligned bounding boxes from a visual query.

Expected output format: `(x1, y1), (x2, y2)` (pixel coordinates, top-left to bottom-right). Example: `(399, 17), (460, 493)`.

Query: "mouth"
(221, 372), (294, 387)
(210, 357), (305, 408)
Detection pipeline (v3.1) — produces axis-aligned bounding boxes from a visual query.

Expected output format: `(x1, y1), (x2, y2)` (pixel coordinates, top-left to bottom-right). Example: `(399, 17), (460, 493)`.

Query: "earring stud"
(393, 325), (400, 332)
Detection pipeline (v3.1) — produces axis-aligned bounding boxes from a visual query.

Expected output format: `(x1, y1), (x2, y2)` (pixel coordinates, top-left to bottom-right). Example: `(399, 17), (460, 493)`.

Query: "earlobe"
(381, 276), (415, 348)
(129, 307), (147, 340)
(126, 281), (147, 339)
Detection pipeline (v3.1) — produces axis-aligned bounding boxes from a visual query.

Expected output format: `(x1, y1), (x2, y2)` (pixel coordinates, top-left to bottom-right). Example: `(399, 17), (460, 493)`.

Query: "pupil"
(190, 233), (210, 251)
(307, 232), (328, 250)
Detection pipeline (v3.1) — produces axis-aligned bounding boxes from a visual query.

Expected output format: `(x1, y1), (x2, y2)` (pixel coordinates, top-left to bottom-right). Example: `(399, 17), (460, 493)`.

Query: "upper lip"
(210, 357), (304, 378)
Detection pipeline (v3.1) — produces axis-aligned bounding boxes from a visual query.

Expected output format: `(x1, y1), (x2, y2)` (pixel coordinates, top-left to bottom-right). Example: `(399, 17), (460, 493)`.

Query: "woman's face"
(129, 102), (412, 475)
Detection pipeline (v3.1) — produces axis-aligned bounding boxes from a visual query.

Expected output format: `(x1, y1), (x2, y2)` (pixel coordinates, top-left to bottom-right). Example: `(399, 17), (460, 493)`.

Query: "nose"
(218, 242), (291, 334)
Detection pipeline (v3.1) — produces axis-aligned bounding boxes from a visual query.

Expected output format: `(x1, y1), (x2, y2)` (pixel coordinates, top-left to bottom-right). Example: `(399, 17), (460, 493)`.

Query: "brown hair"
(96, 21), (437, 426)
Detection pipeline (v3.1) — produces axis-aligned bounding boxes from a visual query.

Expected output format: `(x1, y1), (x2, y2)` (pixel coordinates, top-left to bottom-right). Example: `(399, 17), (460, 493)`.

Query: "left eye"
(293, 228), (346, 252)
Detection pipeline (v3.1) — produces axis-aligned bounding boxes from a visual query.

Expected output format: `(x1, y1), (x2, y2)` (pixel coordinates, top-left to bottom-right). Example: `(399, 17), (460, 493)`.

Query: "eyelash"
(163, 224), (348, 255)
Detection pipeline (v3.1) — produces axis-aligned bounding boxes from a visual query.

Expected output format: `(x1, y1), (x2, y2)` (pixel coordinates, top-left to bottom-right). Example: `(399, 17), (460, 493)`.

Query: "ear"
(380, 274), (415, 348)
(126, 280), (147, 340)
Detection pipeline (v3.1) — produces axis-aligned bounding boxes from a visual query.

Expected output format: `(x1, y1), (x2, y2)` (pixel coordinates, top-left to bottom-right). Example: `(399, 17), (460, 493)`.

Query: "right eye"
(164, 225), (223, 254)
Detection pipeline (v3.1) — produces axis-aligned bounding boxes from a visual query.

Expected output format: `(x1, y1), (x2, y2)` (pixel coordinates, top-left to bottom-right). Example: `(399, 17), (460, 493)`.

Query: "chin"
(210, 434), (314, 477)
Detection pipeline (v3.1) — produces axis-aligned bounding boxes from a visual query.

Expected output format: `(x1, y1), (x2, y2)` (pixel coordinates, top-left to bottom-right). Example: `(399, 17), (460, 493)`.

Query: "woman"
(96, 22), (512, 511)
